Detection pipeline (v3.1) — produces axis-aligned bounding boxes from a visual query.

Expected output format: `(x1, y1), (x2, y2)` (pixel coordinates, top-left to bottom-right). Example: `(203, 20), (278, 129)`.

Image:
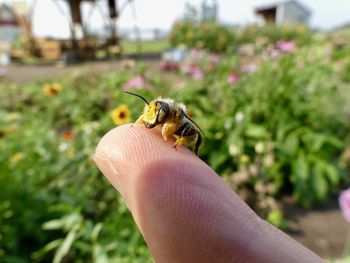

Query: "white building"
(0, 4), (21, 44)
(0, 4), (23, 64)
(255, 0), (311, 26)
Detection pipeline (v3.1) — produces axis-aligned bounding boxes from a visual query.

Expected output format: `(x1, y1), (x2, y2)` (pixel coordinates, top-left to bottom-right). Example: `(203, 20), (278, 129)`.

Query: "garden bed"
(2, 23), (350, 261)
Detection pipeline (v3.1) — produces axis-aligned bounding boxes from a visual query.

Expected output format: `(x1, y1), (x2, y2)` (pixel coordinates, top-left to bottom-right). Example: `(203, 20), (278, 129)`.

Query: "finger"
(93, 124), (323, 263)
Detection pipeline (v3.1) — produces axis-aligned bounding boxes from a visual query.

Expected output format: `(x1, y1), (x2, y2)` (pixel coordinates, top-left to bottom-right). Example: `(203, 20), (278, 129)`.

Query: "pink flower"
(182, 63), (204, 79)
(160, 61), (180, 72)
(192, 68), (204, 80)
(241, 64), (257, 73)
(227, 73), (240, 84)
(182, 63), (196, 75)
(276, 40), (295, 53)
(339, 188), (350, 223)
(209, 54), (221, 64)
(123, 75), (153, 90)
(123, 76), (144, 89)
(0, 67), (7, 77)
(190, 49), (205, 60)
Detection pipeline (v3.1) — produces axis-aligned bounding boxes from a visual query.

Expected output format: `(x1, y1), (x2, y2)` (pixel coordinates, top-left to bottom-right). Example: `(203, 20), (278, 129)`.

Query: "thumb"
(93, 125), (323, 263)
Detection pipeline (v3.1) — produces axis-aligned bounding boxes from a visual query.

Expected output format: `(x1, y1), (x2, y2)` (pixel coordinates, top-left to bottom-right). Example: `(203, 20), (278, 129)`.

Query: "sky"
(1, 0), (350, 38)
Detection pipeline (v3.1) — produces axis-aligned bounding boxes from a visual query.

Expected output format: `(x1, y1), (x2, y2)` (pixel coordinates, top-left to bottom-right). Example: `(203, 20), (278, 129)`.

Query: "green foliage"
(1, 26), (350, 262)
(0, 69), (161, 262)
(267, 211), (288, 229)
(169, 21), (236, 53)
(177, 49), (349, 208)
(169, 22), (313, 54)
(237, 24), (312, 45)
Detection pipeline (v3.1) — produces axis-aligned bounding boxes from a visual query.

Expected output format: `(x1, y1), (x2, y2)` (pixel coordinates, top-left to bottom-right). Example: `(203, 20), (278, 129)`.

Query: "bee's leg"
(135, 115), (145, 125)
(161, 122), (177, 142)
(173, 137), (188, 150)
(193, 132), (202, 155)
(173, 123), (193, 150)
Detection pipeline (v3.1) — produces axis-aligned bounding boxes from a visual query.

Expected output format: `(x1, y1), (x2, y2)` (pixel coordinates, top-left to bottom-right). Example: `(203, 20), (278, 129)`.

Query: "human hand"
(93, 125), (324, 263)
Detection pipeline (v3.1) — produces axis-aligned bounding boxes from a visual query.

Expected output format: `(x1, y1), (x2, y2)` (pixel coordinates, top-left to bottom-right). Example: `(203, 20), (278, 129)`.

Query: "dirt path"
(284, 198), (348, 259)
(2, 61), (349, 260)
(4, 61), (129, 83)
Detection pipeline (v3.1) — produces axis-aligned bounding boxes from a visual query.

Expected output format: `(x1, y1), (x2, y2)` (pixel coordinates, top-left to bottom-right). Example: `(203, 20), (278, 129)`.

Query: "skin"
(93, 125), (325, 263)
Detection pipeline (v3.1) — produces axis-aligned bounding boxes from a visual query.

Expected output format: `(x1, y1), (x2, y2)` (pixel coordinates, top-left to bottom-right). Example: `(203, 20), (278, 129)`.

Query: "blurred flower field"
(1, 24), (350, 262)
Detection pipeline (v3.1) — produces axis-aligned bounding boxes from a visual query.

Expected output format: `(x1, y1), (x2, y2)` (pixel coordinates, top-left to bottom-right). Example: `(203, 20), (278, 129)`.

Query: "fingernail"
(92, 153), (125, 198)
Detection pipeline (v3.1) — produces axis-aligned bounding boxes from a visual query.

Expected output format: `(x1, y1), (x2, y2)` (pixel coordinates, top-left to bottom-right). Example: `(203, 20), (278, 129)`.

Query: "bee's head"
(123, 91), (170, 128)
(143, 99), (170, 128)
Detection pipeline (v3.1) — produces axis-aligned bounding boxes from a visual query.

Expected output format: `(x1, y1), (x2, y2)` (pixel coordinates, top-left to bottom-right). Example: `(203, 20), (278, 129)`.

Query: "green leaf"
(284, 133), (299, 156)
(294, 154), (309, 181)
(53, 228), (78, 263)
(324, 163), (340, 186)
(91, 223), (103, 242)
(267, 211), (288, 229)
(93, 244), (109, 263)
(324, 136), (344, 149)
(63, 213), (83, 230)
(245, 124), (267, 139)
(32, 239), (63, 260)
(292, 154), (313, 207)
(43, 219), (65, 230)
(311, 164), (328, 201)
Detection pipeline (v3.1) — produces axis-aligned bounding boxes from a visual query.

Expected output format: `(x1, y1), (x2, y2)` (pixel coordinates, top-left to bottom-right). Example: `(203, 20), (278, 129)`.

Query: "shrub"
(237, 24), (312, 46)
(169, 21), (236, 53)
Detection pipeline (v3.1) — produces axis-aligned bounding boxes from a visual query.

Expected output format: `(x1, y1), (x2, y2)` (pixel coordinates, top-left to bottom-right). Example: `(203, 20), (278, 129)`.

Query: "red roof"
(0, 20), (18, 26)
(0, 4), (18, 27)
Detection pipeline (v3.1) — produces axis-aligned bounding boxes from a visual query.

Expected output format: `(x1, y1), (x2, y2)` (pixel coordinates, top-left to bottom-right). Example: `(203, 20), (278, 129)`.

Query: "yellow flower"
(186, 31), (194, 39)
(43, 83), (61, 96)
(240, 154), (250, 163)
(111, 104), (131, 125)
(10, 152), (24, 164)
(67, 148), (75, 159)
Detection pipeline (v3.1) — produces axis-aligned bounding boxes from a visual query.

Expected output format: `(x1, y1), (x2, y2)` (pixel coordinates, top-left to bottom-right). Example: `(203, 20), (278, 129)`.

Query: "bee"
(123, 90), (203, 155)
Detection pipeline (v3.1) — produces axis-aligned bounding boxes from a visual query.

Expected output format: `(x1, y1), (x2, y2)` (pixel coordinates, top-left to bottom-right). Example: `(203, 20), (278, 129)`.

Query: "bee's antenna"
(123, 90), (149, 105)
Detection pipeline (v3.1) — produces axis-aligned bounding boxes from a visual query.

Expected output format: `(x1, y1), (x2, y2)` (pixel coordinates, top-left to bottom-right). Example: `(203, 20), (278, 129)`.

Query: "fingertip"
(93, 125), (323, 263)
(94, 124), (199, 176)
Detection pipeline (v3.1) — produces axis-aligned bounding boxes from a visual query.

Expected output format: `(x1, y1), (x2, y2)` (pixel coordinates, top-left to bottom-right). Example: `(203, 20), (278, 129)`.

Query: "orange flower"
(111, 104), (131, 125)
(61, 130), (75, 141)
(43, 83), (61, 96)
(5, 125), (17, 133)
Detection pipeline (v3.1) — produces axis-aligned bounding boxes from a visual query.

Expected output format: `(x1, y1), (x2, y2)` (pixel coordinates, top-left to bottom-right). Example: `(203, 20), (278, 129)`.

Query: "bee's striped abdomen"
(175, 122), (196, 137)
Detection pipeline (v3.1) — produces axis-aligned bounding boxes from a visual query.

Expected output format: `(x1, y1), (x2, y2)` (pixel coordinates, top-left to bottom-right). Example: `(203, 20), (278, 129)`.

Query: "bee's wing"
(184, 113), (204, 135)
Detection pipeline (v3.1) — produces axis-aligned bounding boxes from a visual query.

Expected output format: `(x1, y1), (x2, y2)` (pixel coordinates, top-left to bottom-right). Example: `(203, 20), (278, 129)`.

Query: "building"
(201, 0), (218, 22)
(0, 4), (22, 64)
(255, 0), (311, 26)
(0, 4), (21, 43)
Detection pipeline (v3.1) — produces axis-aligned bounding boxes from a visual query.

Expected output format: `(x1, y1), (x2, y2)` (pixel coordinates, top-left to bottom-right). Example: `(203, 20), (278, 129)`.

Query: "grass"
(121, 40), (169, 55)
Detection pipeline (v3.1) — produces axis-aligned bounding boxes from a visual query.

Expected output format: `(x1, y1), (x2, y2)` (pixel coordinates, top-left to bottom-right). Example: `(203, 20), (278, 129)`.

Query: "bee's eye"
(156, 102), (170, 122)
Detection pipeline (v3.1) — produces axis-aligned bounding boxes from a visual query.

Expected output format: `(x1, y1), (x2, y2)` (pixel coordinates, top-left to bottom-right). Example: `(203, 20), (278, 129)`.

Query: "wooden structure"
(58, 0), (135, 61)
(255, 0), (311, 26)
(66, 0), (120, 46)
(7, 0), (135, 62)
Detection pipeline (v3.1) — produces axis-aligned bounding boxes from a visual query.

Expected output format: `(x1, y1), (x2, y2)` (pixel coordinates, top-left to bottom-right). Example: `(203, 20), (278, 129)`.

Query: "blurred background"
(1, 0), (350, 262)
